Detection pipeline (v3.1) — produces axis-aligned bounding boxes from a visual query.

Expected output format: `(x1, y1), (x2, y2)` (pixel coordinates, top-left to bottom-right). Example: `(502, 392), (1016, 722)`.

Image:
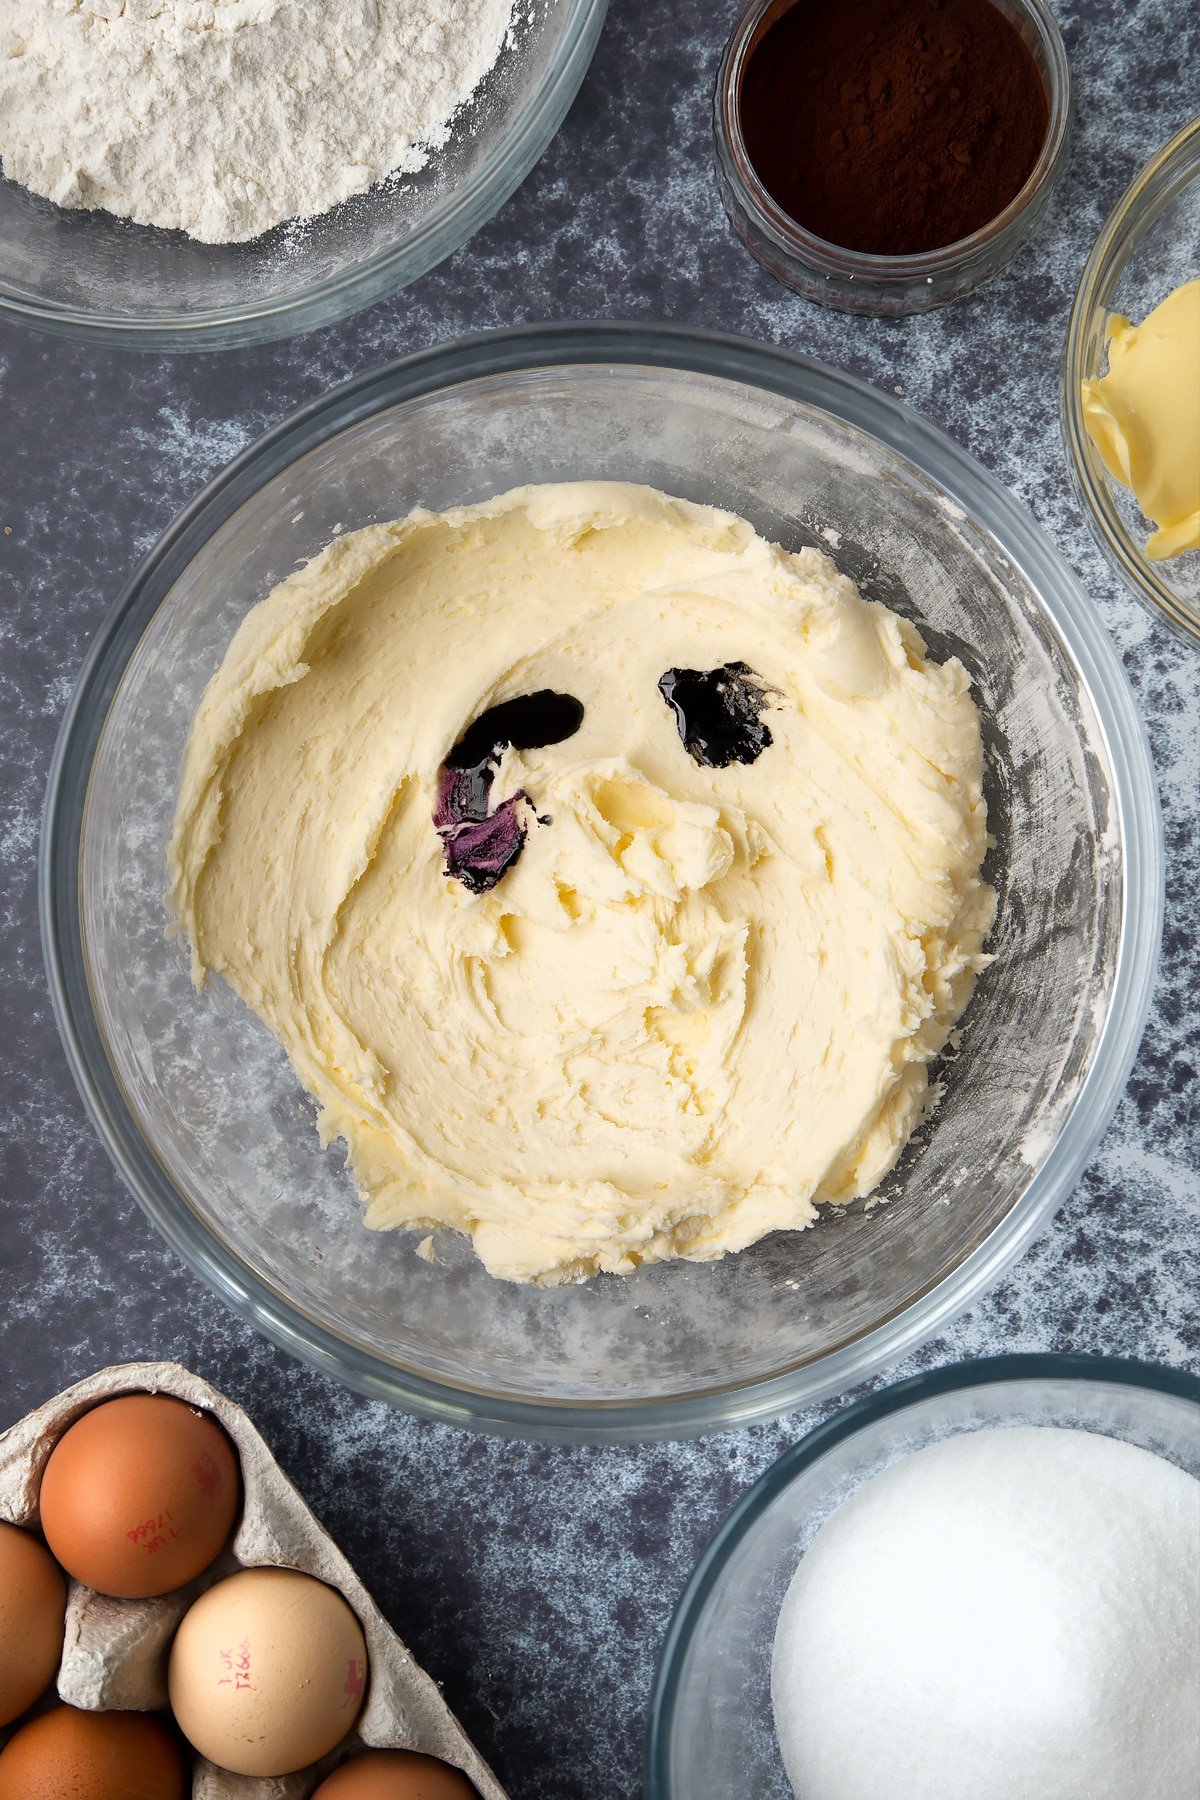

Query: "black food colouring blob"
(435, 690), (584, 893)
(658, 661), (774, 768)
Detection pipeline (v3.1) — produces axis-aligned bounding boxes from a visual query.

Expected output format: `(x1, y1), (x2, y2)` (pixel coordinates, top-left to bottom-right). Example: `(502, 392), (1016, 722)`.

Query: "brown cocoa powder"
(739, 0), (1050, 256)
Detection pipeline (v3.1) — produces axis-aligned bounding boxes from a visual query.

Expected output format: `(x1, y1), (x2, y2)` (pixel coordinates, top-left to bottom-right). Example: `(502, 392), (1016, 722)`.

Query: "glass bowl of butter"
(42, 324), (1162, 1441)
(1063, 115), (1200, 646)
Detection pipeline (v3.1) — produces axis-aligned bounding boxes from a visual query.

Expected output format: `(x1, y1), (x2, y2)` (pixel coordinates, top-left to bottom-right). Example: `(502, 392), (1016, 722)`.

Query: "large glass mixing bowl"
(41, 325), (1162, 1440)
(645, 1354), (1200, 1798)
(0, 1), (606, 350)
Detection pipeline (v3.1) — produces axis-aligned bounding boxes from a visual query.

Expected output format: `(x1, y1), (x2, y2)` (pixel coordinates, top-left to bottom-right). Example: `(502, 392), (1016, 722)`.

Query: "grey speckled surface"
(1, 3), (1198, 1797)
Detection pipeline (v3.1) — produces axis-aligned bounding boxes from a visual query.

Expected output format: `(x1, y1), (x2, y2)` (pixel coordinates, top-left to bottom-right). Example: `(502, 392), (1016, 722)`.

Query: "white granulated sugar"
(772, 1426), (1200, 1800)
(0, 0), (515, 243)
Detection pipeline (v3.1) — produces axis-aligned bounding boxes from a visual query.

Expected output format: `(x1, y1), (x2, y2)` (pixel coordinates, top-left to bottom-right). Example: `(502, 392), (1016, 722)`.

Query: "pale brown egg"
(39, 1392), (241, 1599)
(168, 1566), (368, 1776)
(0, 1704), (188, 1800)
(313, 1749), (479, 1798)
(0, 1521), (66, 1727)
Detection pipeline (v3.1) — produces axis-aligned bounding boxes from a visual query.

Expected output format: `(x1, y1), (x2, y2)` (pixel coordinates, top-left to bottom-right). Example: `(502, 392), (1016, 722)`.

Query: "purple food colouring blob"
(436, 690), (583, 893)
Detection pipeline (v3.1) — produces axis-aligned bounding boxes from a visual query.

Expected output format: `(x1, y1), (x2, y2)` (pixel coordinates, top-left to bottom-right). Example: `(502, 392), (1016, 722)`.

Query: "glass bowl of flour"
(645, 1354), (1200, 1798)
(42, 325), (1161, 1438)
(0, 0), (607, 350)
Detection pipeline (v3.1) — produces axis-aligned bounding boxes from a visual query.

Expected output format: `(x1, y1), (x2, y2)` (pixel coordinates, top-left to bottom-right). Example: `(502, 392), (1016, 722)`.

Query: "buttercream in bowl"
(45, 329), (1160, 1435)
(167, 483), (994, 1285)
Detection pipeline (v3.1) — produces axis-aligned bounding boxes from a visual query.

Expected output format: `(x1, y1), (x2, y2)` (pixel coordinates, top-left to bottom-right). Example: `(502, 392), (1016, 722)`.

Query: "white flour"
(0, 0), (515, 243)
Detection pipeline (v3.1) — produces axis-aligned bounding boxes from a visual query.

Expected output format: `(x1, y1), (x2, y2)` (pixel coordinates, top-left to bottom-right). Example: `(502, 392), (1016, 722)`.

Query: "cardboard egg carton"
(0, 1362), (508, 1800)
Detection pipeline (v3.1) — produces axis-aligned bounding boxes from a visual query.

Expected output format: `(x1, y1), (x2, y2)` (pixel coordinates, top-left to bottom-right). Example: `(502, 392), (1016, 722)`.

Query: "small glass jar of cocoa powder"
(715, 0), (1071, 316)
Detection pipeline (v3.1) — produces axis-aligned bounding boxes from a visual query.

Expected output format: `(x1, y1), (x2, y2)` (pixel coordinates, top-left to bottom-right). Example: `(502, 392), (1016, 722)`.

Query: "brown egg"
(0, 1704), (188, 1800)
(39, 1392), (241, 1599)
(0, 1521), (66, 1726)
(313, 1750), (479, 1798)
(168, 1566), (368, 1776)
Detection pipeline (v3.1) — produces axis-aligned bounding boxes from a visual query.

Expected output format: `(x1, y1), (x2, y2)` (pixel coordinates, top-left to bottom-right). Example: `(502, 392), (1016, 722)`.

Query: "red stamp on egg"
(217, 1639), (255, 1692)
(127, 1508), (178, 1551)
(192, 1450), (224, 1500)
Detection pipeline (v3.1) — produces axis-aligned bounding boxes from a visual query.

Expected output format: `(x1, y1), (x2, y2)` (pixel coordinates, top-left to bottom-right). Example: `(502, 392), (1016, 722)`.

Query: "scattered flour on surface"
(772, 1426), (1200, 1800)
(0, 0), (515, 243)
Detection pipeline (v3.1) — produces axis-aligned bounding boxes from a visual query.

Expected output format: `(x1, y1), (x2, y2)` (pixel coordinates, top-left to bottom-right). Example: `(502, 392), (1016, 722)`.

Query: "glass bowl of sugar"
(646, 1353), (1200, 1799)
(0, 0), (607, 351)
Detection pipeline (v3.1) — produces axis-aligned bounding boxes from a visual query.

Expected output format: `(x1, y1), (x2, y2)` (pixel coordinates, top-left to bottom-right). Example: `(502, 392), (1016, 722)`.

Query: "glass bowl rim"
(40, 320), (1164, 1442)
(0, 0), (607, 351)
(1061, 113), (1200, 645)
(714, 0), (1071, 282)
(644, 1350), (1200, 1798)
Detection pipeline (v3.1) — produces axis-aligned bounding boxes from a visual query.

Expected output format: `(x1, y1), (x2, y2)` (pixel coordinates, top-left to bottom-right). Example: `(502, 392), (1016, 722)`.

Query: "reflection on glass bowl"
(1063, 115), (1200, 645)
(41, 325), (1162, 1441)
